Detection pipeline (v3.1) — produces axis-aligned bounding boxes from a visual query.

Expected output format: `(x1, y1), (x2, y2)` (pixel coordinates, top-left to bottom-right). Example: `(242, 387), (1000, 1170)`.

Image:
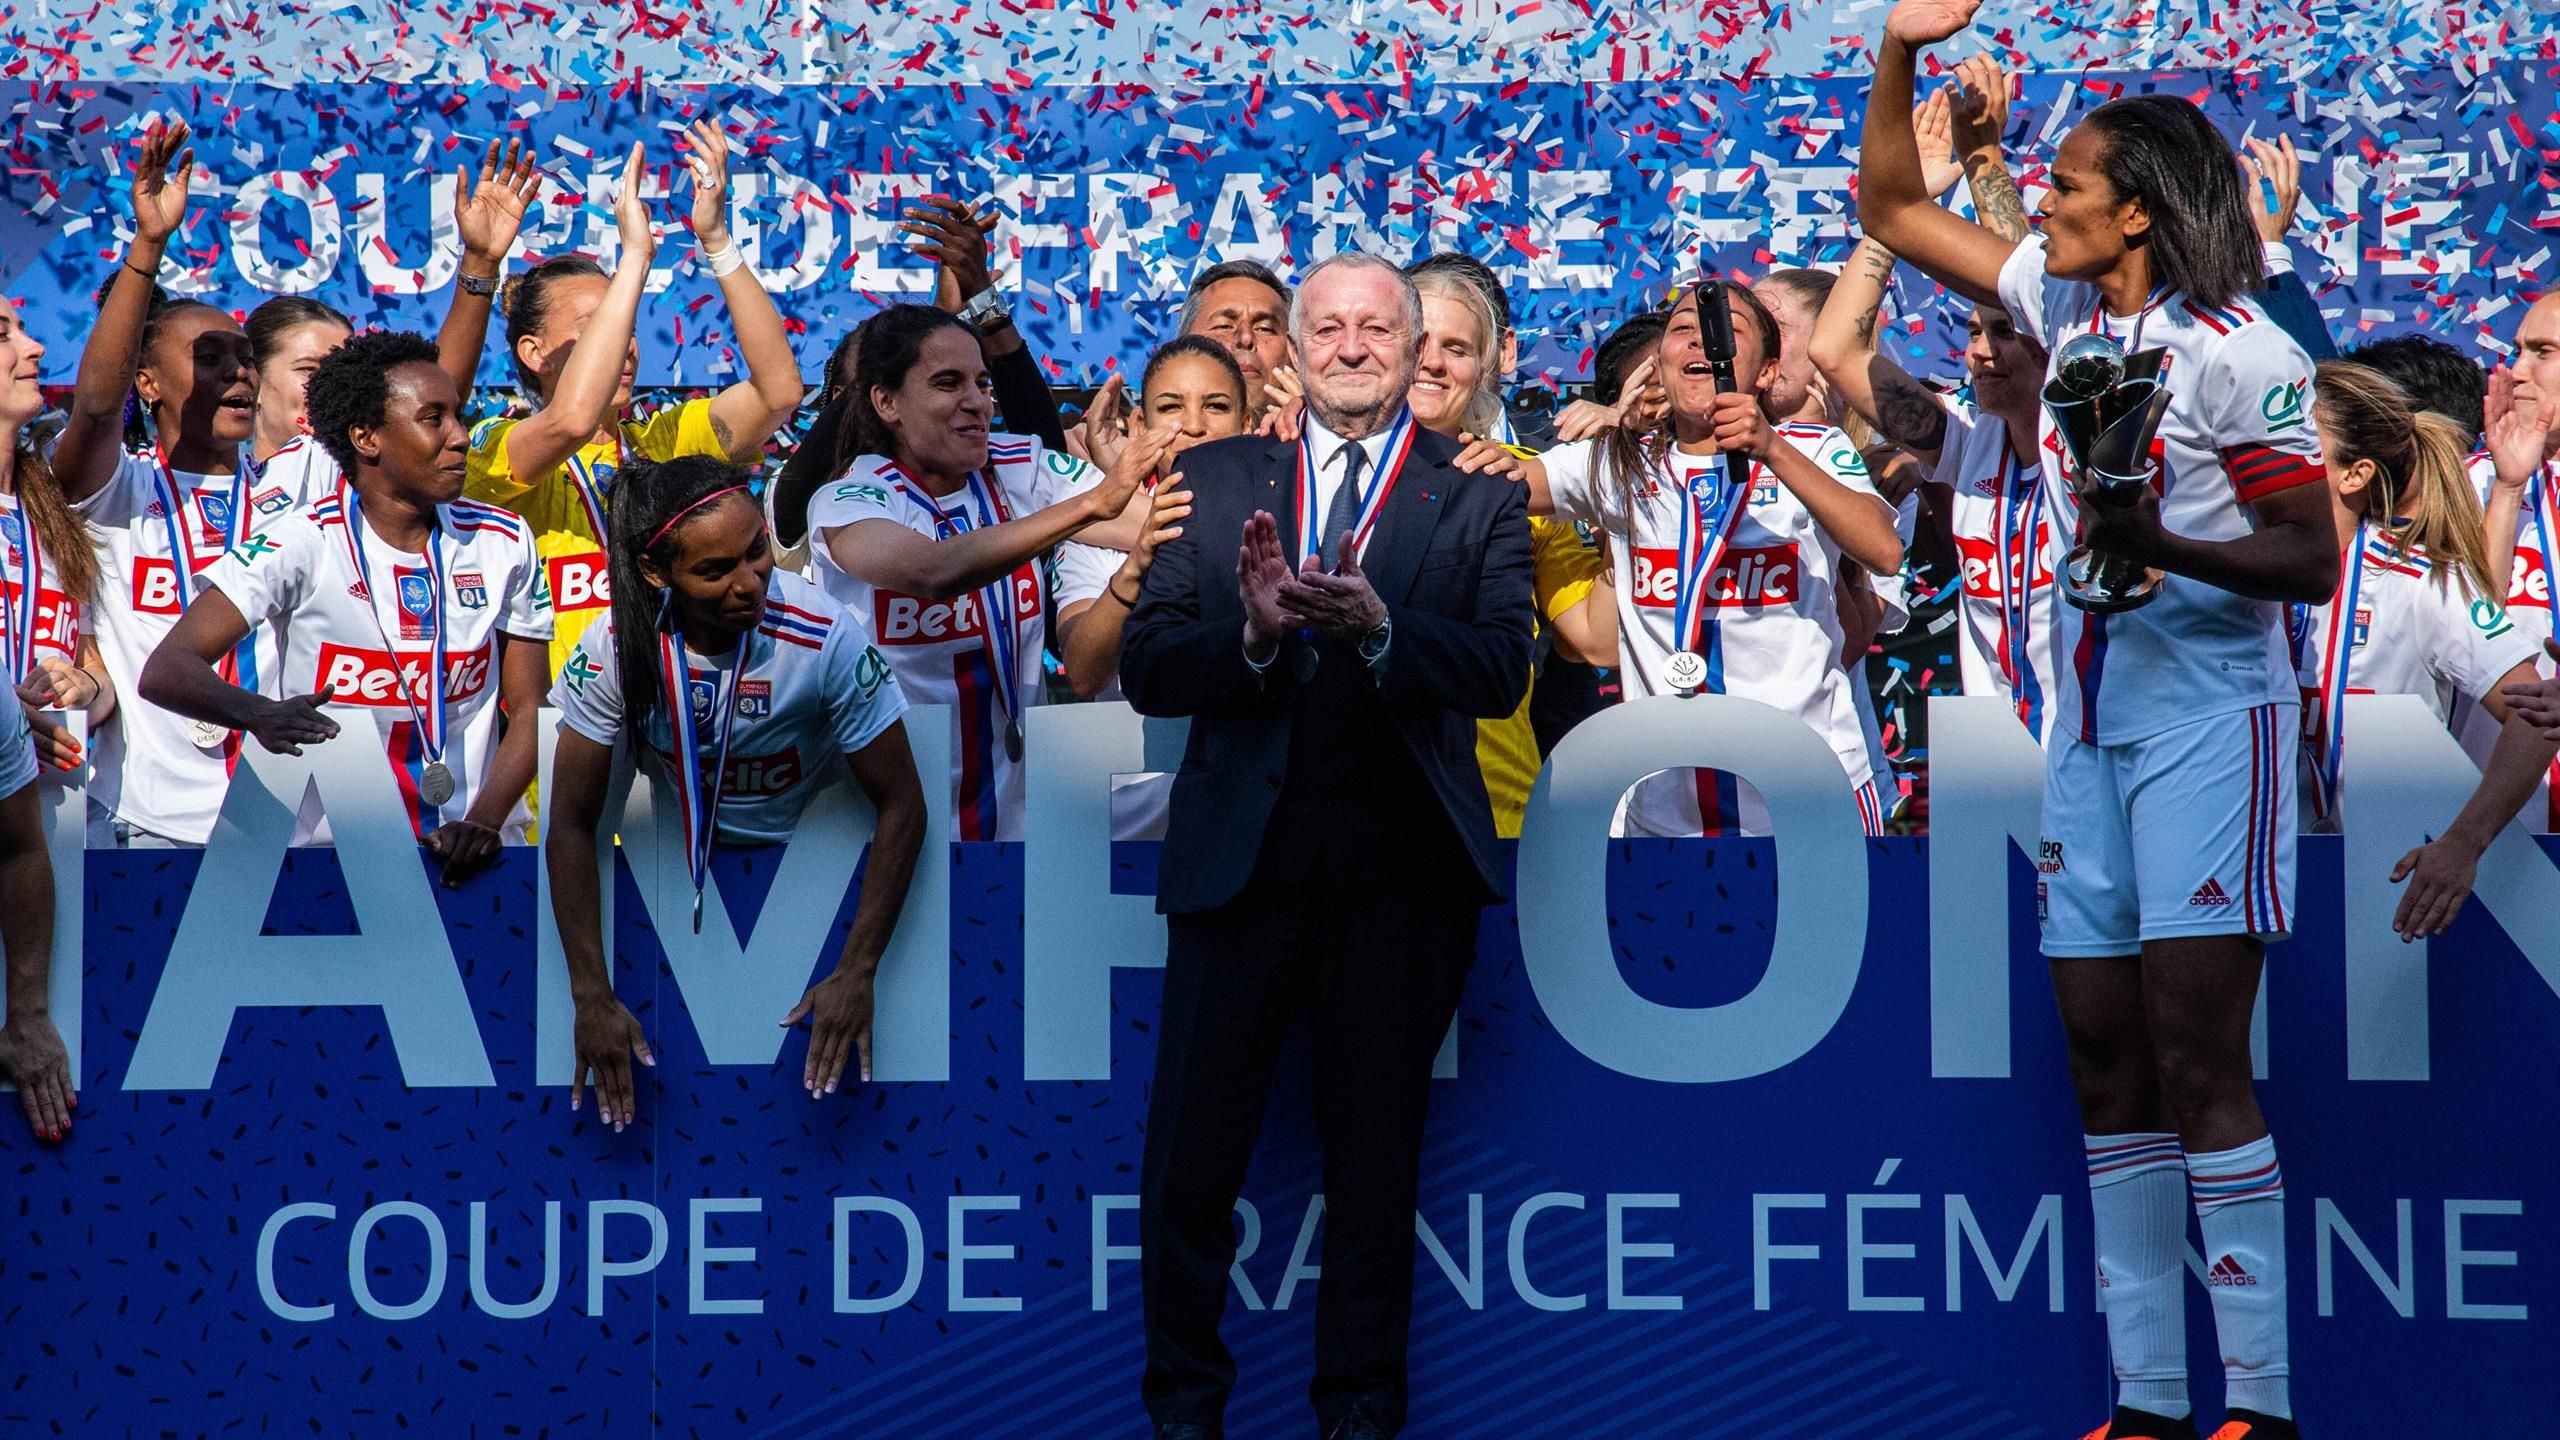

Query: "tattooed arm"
(1948, 54), (2033, 243)
(1807, 237), (1952, 466)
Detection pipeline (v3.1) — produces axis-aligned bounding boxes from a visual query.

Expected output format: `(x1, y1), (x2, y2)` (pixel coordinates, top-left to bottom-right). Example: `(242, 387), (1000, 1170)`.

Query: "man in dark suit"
(1121, 252), (1535, 1440)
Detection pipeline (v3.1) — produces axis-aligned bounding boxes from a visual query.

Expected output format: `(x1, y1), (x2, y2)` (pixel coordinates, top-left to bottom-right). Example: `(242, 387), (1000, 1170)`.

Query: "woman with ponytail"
(804, 302), (1147, 842)
(2295, 362), (2560, 938)
(545, 454), (925, 1134)
(50, 122), (343, 846)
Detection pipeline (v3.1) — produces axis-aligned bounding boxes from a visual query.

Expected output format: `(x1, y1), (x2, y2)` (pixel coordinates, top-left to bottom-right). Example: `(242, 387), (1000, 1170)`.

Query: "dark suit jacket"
(1121, 426), (1536, 914)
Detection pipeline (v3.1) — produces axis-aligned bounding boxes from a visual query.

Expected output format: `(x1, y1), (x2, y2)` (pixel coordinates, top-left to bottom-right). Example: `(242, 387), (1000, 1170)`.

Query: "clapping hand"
(1276, 544), (1388, 640)
(1237, 511), (1294, 653)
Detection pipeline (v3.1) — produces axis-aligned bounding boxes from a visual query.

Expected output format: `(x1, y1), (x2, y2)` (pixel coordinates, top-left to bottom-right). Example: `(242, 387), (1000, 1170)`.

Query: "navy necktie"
(1321, 441), (1367, 569)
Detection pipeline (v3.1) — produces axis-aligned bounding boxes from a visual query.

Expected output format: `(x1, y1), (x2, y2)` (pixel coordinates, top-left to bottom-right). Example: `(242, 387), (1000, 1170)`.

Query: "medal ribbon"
(340, 489), (452, 782)
(1294, 408), (1417, 567)
(901, 464), (1030, 743)
(148, 442), (253, 706)
(2530, 463), (2555, 616)
(2305, 520), (2366, 824)
(563, 448), (615, 552)
(657, 608), (742, 931)
(1669, 448), (1751, 659)
(1994, 449), (2042, 711)
(3, 497), (42, 682)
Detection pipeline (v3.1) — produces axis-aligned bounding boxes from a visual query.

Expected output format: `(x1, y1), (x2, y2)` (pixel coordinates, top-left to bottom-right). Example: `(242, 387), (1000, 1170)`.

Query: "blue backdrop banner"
(6, 827), (2551, 1437)
(3, 67), (2552, 392)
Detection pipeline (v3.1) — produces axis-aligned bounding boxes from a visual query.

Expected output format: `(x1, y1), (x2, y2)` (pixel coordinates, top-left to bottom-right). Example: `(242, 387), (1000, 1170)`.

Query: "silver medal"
(418, 761), (456, 807)
(187, 719), (229, 750)
(1003, 719), (1024, 763)
(1660, 649), (1708, 696)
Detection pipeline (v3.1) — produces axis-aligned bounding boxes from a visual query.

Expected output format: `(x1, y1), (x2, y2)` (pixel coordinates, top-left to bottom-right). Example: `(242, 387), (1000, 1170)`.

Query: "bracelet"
(457, 270), (501, 296)
(123, 257), (157, 280)
(702, 243), (745, 278)
(1110, 580), (1143, 608)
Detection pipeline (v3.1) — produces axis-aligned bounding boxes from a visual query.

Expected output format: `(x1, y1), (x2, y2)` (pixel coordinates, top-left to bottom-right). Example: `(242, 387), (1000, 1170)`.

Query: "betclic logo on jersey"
(548, 551), (611, 613)
(1629, 545), (1801, 610)
(648, 743), (806, 797)
(876, 564), (1040, 646)
(314, 642), (493, 706)
(1954, 527), (2054, 600)
(1, 579), (76, 654)
(2509, 544), (2549, 612)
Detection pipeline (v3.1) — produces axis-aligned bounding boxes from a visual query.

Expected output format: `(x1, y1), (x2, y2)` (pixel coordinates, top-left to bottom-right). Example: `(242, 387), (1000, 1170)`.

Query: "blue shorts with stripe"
(2036, 701), (2297, 957)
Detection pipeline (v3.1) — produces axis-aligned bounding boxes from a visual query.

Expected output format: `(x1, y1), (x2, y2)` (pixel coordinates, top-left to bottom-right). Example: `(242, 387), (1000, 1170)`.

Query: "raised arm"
(2479, 366), (2551, 595)
(496, 143), (656, 488)
(55, 122), (195, 503)
(1948, 54), (2034, 243)
(1858, 0), (2016, 307)
(1718, 397), (1905, 576)
(436, 139), (542, 408)
(912, 196), (1068, 451)
(1807, 238), (1952, 465)
(685, 118), (807, 465)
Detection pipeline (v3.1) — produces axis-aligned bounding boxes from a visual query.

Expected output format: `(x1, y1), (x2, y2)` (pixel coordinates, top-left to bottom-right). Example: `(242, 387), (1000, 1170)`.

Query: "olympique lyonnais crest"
(453, 571), (489, 609)
(734, 679), (772, 719)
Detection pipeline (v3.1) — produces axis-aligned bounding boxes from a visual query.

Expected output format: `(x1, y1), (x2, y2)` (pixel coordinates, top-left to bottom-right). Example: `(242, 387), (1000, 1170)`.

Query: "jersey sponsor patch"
(1628, 544), (1803, 610)
(653, 744), (807, 799)
(1954, 526), (2054, 600)
(873, 565), (1040, 646)
(560, 648), (604, 697)
(314, 641), (493, 707)
(547, 551), (611, 612)
(2510, 546), (2549, 611)
(2468, 597), (2516, 638)
(2037, 839), (2065, 875)
(830, 481), (892, 509)
(130, 555), (186, 615)
(2260, 379), (2310, 433)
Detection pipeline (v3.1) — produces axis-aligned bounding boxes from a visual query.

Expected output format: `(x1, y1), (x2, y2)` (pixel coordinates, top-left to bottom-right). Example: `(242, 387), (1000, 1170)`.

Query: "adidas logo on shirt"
(2188, 878), (2235, 907)
(2207, 1253), (2259, 1287)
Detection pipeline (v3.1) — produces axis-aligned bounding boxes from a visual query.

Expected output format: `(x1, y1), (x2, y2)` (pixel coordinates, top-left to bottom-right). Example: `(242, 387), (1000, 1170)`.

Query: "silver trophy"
(2043, 332), (2174, 613)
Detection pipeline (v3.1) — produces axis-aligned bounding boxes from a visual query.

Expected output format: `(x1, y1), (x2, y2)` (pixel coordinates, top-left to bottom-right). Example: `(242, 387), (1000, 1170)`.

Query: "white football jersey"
(0, 490), (81, 676)
(1926, 401), (2065, 741)
(2446, 450), (2559, 828)
(806, 434), (1094, 842)
(74, 445), (340, 843)
(1999, 236), (2325, 747)
(1544, 422), (1889, 836)
(204, 491), (552, 843)
(550, 569), (909, 846)
(2292, 527), (2541, 830)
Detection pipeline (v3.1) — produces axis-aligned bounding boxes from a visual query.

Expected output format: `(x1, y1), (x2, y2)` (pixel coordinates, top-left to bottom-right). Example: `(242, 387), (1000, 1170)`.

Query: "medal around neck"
(1661, 649), (1708, 695)
(2042, 332), (2173, 614)
(186, 718), (229, 750)
(417, 761), (456, 808)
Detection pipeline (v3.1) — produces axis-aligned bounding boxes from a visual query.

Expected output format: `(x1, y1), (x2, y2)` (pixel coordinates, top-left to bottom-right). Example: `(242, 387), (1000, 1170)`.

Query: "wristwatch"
(959, 284), (1012, 334)
(1357, 616), (1392, 666)
(458, 271), (501, 297)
